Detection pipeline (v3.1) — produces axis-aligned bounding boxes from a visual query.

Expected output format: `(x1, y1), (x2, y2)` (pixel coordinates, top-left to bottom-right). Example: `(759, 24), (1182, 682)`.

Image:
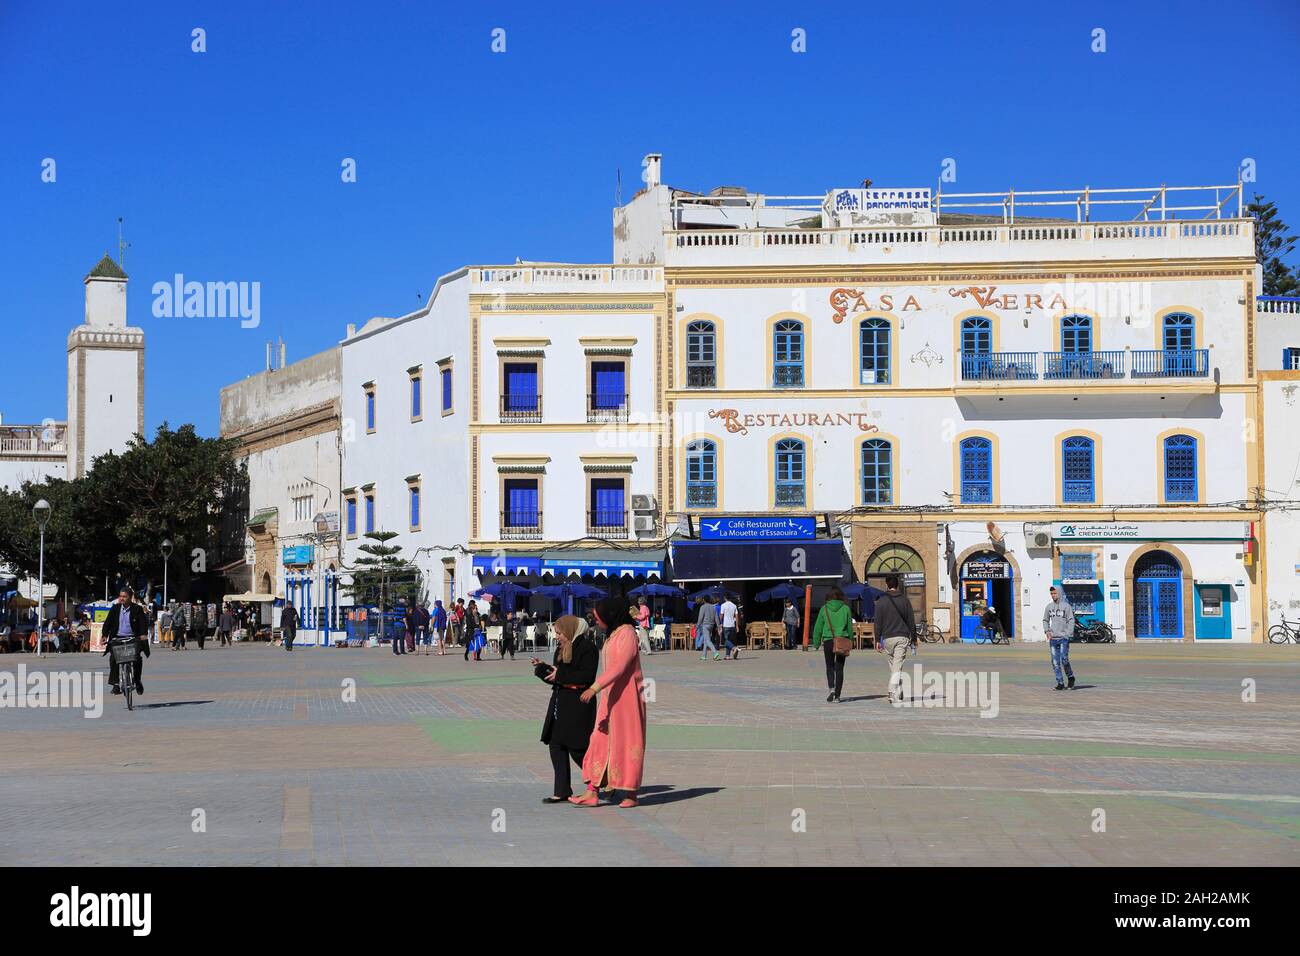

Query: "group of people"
(532, 596), (648, 808)
(161, 600), (243, 649)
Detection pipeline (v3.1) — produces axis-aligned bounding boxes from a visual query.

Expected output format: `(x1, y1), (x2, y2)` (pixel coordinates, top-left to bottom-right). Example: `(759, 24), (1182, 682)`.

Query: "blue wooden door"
(1134, 553), (1182, 639)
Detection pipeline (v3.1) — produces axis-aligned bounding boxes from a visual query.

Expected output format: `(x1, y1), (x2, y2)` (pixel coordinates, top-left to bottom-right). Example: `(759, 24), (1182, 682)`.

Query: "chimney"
(346, 323), (356, 338)
(643, 152), (662, 189)
(279, 340), (287, 368)
(266, 342), (273, 371)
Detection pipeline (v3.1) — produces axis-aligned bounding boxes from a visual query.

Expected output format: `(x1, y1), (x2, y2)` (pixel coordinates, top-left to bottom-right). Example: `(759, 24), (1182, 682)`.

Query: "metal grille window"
(959, 437), (993, 503)
(1060, 553), (1095, 580)
(1163, 434), (1198, 502)
(774, 438), (806, 506)
(773, 319), (804, 388)
(686, 320), (716, 388)
(859, 318), (891, 384)
(860, 438), (892, 504)
(1061, 436), (1095, 503)
(685, 439), (717, 508)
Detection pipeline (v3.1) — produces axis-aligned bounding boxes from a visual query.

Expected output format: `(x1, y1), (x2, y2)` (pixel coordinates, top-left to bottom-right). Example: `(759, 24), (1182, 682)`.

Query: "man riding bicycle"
(103, 587), (150, 696)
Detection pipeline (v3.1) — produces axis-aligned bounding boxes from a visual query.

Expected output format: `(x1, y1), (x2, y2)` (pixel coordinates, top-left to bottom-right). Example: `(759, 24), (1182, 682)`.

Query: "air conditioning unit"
(632, 515), (656, 533)
(631, 494), (657, 513)
(1024, 522), (1052, 549)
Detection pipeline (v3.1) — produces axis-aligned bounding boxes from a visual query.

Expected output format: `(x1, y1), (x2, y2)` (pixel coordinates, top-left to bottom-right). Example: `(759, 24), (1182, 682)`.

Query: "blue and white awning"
(540, 549), (665, 579)
(472, 554), (543, 577)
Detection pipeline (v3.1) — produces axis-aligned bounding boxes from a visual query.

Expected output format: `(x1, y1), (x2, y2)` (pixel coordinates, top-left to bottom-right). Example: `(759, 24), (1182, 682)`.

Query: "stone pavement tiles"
(2, 641), (1297, 865)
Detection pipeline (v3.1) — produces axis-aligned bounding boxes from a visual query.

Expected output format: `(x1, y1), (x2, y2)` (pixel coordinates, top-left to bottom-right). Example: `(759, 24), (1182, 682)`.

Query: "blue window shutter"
(441, 368), (452, 411)
(346, 499), (356, 535)
(366, 392), (375, 430)
(410, 487), (420, 527)
(505, 363), (538, 409)
(411, 378), (421, 417)
(592, 362), (625, 408)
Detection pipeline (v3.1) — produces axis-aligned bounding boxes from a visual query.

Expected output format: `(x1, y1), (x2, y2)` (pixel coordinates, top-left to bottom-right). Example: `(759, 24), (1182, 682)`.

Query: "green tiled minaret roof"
(86, 253), (127, 280)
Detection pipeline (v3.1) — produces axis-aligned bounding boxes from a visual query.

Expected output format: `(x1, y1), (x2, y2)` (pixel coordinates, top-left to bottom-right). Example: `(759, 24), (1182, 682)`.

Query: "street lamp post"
(161, 538), (173, 606)
(33, 500), (51, 658)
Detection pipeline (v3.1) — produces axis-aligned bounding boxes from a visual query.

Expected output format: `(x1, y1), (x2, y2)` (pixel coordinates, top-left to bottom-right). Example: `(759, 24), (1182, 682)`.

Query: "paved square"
(2, 642), (1297, 866)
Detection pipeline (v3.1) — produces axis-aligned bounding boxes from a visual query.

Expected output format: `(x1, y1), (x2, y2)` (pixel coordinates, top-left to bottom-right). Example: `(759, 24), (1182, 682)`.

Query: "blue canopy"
(841, 582), (886, 618)
(471, 580), (533, 612)
(531, 581), (605, 615)
(754, 582), (805, 603)
(627, 583), (687, 598)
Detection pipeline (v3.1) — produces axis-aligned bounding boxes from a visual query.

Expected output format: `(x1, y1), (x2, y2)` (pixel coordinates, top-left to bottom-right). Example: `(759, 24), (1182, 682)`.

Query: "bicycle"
(1268, 618), (1300, 645)
(915, 621), (946, 644)
(974, 623), (1010, 644)
(1072, 620), (1116, 644)
(108, 638), (140, 712)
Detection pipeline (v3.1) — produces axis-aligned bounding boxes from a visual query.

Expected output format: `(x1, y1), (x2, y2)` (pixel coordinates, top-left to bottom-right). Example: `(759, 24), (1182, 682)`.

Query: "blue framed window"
(686, 439), (717, 508)
(859, 318), (891, 384)
(1284, 347), (1300, 370)
(440, 367), (453, 413)
(1163, 434), (1198, 502)
(410, 375), (422, 419)
(346, 497), (357, 536)
(1060, 553), (1095, 580)
(590, 361), (627, 410)
(503, 362), (539, 413)
(1062, 436), (1095, 503)
(503, 478), (539, 528)
(686, 320), (716, 388)
(1061, 314), (1092, 354)
(773, 319), (804, 388)
(409, 485), (420, 529)
(959, 437), (993, 504)
(364, 494), (375, 533)
(860, 438), (892, 504)
(365, 388), (376, 431)
(961, 315), (993, 355)
(590, 478), (625, 528)
(1163, 312), (1195, 352)
(775, 438), (806, 506)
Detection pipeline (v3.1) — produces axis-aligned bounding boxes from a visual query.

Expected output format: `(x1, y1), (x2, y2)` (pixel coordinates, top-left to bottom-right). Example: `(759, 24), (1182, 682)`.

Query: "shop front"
(470, 549), (666, 619)
(959, 552), (1015, 642)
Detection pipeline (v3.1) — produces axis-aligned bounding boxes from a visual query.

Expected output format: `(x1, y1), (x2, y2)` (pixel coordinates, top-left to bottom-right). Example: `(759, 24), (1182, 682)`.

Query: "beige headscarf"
(553, 614), (589, 663)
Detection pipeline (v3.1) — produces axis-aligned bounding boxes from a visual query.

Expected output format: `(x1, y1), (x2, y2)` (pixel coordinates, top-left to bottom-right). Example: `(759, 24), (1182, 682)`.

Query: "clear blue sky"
(2, 0), (1297, 436)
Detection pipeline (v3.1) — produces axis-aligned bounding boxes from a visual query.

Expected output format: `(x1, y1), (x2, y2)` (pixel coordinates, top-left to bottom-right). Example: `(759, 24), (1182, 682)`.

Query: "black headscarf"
(594, 595), (635, 633)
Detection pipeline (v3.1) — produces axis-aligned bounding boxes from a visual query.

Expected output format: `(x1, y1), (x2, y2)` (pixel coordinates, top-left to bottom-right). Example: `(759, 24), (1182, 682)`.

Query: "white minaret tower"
(66, 254), (145, 478)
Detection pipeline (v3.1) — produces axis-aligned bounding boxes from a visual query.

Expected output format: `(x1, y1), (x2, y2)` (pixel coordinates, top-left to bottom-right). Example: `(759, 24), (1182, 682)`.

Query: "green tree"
(341, 531), (422, 641)
(1247, 194), (1300, 296)
(0, 422), (245, 603)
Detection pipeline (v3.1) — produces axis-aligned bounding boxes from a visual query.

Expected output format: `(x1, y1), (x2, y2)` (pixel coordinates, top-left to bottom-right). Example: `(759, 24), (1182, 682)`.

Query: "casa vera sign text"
(829, 286), (1078, 323)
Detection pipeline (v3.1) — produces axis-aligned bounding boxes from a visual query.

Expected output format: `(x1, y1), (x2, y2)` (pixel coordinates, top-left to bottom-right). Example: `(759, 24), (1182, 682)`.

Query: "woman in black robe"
(532, 614), (598, 803)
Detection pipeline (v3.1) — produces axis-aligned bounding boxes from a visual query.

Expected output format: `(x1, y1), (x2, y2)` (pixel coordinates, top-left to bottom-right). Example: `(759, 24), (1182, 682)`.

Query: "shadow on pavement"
(637, 785), (724, 806)
(136, 700), (215, 709)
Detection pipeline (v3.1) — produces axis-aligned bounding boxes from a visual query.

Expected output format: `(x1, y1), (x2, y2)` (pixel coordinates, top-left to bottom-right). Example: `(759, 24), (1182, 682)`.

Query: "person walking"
(533, 615), (599, 803)
(173, 600), (188, 650)
(719, 594), (739, 660)
(812, 587), (853, 702)
(432, 600), (448, 655)
(782, 598), (802, 650)
(282, 601), (299, 652)
(501, 610), (518, 660)
(573, 597), (648, 809)
(634, 598), (654, 655)
(218, 603), (235, 647)
(192, 601), (208, 650)
(873, 575), (916, 704)
(416, 602), (432, 655)
(695, 597), (720, 661)
(1043, 585), (1077, 690)
(465, 603), (483, 661)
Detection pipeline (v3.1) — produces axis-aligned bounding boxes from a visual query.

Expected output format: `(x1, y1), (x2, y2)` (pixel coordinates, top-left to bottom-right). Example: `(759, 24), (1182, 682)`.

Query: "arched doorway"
(864, 543), (926, 622)
(959, 551), (1014, 641)
(1133, 550), (1183, 639)
(260, 571), (272, 594)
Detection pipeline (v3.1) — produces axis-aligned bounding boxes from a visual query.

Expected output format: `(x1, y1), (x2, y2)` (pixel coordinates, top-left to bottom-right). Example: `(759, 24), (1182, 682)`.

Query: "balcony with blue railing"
(686, 482), (718, 508)
(1131, 349), (1209, 378)
(959, 351), (1039, 381)
(1044, 350), (1126, 380)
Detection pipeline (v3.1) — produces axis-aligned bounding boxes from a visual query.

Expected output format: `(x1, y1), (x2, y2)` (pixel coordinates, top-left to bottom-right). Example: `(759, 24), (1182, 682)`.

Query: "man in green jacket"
(812, 587), (853, 702)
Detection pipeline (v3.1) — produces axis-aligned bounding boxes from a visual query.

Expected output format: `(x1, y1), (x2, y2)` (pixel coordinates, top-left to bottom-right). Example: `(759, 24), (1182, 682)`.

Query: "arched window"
(866, 543), (923, 575)
(859, 318), (891, 384)
(1060, 314), (1093, 354)
(1163, 434), (1198, 502)
(773, 319), (805, 388)
(959, 437), (993, 504)
(685, 439), (718, 508)
(1062, 436), (1095, 503)
(774, 438), (806, 506)
(861, 438), (893, 504)
(1163, 312), (1195, 352)
(686, 320), (716, 388)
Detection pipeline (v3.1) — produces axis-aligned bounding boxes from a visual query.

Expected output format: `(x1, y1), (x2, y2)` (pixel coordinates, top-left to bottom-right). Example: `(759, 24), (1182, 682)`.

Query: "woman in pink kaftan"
(573, 597), (647, 808)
